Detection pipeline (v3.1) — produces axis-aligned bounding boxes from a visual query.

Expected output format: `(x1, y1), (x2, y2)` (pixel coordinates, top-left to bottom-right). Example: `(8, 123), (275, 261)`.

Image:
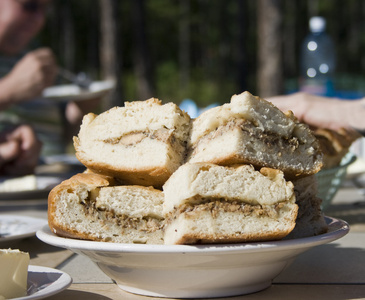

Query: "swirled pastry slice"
(163, 163), (298, 245)
(187, 91), (323, 179)
(48, 173), (164, 244)
(74, 98), (191, 188)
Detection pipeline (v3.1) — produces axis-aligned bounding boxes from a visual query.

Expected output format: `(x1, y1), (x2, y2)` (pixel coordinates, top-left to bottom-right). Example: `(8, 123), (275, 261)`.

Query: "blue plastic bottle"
(299, 16), (336, 96)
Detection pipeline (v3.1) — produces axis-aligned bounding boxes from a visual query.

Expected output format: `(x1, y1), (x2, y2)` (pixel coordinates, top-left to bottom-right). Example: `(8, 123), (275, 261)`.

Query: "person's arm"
(267, 92), (365, 132)
(0, 48), (58, 110)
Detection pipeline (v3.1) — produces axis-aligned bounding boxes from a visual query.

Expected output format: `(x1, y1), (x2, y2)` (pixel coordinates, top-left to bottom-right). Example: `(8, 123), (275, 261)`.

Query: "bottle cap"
(309, 16), (326, 33)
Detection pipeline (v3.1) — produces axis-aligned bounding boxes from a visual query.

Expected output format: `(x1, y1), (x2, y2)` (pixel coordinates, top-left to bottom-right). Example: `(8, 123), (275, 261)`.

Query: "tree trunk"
(99, 0), (123, 109)
(87, 4), (100, 79)
(179, 0), (190, 90)
(61, 0), (74, 71)
(282, 0), (297, 80)
(257, 0), (283, 97)
(236, 0), (247, 92)
(132, 0), (155, 100)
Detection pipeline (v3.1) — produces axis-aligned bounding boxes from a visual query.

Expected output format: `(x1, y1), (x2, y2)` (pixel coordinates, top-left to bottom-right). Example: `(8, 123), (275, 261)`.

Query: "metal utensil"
(58, 68), (92, 89)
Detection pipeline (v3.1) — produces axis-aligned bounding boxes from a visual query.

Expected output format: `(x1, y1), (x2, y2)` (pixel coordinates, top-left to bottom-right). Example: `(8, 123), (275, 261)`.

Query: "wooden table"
(1, 172), (365, 299)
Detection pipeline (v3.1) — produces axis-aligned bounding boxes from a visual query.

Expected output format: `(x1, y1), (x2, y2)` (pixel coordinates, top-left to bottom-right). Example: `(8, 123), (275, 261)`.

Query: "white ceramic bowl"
(37, 216), (348, 298)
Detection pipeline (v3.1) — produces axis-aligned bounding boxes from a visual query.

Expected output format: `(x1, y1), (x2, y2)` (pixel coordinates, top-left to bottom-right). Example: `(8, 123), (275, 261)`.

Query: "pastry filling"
(188, 119), (322, 174)
(166, 198), (290, 225)
(80, 196), (164, 233)
(102, 128), (185, 151)
(190, 119), (303, 155)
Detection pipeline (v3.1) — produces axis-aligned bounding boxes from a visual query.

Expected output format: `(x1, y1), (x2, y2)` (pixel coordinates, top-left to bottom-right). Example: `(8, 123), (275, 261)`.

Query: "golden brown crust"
(48, 222), (99, 241)
(76, 156), (169, 189)
(48, 173), (115, 204)
(174, 230), (294, 245)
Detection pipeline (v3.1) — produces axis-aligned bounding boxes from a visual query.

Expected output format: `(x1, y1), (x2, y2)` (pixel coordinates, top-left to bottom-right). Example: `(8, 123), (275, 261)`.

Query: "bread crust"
(75, 156), (171, 188)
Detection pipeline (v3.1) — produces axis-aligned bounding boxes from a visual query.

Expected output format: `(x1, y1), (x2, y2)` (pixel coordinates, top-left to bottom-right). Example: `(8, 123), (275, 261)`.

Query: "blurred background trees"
(36, 0), (365, 109)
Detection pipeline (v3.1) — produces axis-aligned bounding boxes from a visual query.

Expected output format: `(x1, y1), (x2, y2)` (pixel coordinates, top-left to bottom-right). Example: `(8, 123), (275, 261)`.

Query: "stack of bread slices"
(48, 91), (327, 245)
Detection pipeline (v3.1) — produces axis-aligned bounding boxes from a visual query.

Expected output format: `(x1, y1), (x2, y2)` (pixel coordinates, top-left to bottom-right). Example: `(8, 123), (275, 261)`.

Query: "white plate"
(36, 216), (349, 298)
(41, 154), (82, 166)
(0, 176), (63, 200)
(42, 80), (115, 102)
(11, 265), (72, 300)
(0, 215), (48, 244)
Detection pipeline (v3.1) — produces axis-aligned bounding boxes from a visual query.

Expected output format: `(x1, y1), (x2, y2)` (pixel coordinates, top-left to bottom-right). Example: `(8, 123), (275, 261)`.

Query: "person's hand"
(267, 92), (365, 130)
(2, 47), (58, 105)
(0, 125), (42, 176)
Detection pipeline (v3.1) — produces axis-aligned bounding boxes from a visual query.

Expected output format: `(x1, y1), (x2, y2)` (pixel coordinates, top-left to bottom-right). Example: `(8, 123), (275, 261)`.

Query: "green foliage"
(38, 0), (365, 107)
(124, 60), (237, 106)
(155, 61), (238, 106)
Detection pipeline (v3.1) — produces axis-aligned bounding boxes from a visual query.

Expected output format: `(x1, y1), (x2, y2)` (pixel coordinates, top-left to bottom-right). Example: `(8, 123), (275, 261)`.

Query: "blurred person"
(267, 92), (365, 134)
(0, 0), (57, 107)
(0, 0), (100, 162)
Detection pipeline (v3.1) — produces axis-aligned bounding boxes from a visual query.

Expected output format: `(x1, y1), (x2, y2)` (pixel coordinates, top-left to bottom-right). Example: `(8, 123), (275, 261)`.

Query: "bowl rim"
(36, 216), (349, 255)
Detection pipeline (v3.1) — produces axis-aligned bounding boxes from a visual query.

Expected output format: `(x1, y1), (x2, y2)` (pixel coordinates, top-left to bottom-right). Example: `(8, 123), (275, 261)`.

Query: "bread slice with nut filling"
(187, 91), (323, 180)
(162, 163), (298, 245)
(73, 98), (191, 188)
(48, 172), (165, 244)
